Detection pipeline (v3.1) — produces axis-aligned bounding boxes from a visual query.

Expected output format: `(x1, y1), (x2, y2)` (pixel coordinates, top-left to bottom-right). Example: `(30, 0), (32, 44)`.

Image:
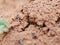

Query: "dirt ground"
(0, 0), (60, 45)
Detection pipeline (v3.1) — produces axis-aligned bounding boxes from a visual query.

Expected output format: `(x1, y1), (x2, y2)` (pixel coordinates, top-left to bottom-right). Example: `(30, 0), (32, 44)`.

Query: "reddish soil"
(0, 0), (60, 45)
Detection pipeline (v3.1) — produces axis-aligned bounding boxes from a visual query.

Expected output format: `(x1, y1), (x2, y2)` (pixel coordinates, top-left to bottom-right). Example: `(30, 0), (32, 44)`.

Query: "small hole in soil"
(43, 28), (50, 34)
(47, 28), (50, 31)
(56, 17), (60, 23)
(56, 12), (59, 14)
(12, 18), (15, 21)
(21, 9), (24, 14)
(55, 4), (58, 6)
(9, 26), (14, 30)
(33, 36), (37, 39)
(21, 28), (25, 31)
(42, 23), (46, 27)
(29, 0), (35, 2)
(24, 23), (30, 29)
(50, 0), (52, 1)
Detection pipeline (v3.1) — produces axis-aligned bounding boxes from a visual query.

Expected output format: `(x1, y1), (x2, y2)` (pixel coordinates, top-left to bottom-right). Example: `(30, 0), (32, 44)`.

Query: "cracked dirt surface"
(0, 0), (60, 45)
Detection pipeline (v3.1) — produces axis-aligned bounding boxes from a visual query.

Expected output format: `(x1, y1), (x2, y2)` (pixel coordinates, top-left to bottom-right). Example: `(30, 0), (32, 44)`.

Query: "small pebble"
(31, 32), (35, 36)
(16, 14), (20, 19)
(18, 40), (23, 45)
(31, 32), (37, 39)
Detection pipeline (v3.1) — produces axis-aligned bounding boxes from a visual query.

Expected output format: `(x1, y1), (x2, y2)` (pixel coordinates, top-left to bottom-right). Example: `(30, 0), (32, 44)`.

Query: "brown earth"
(0, 0), (60, 45)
